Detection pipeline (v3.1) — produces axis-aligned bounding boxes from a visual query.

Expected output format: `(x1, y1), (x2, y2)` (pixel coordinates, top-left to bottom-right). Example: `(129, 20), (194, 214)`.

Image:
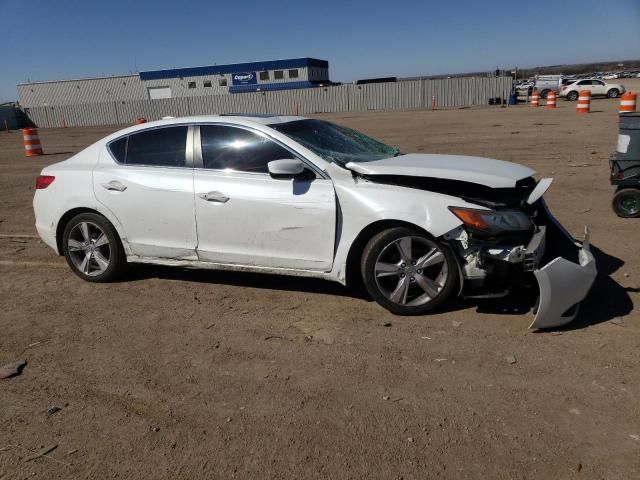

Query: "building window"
(259, 71), (269, 81)
(274, 70), (284, 80)
(187, 82), (196, 89)
(219, 78), (228, 87)
(288, 69), (299, 79)
(203, 80), (212, 88)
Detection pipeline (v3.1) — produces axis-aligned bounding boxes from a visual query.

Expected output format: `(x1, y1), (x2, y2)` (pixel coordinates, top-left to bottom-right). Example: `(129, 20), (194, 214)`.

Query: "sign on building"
(232, 72), (257, 86)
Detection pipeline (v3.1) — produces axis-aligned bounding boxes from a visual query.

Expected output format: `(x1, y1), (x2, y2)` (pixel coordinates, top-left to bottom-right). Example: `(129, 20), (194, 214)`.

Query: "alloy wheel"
(374, 236), (448, 307)
(67, 221), (111, 276)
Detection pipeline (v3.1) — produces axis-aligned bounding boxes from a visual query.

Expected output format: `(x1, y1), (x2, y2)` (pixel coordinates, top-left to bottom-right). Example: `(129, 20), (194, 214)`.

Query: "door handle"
(101, 180), (127, 192)
(199, 191), (229, 203)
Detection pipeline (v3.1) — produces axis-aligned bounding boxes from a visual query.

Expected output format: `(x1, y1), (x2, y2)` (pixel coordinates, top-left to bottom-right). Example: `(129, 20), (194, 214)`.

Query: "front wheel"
(361, 227), (459, 315)
(607, 88), (620, 98)
(62, 212), (127, 282)
(612, 188), (640, 218)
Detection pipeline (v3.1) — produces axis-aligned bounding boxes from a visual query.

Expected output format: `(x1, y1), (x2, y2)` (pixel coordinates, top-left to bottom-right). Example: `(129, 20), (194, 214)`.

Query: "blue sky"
(1, 0), (639, 102)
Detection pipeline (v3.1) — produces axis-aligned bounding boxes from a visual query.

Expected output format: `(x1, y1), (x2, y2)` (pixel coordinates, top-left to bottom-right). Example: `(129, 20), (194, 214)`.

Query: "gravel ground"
(1, 84), (639, 479)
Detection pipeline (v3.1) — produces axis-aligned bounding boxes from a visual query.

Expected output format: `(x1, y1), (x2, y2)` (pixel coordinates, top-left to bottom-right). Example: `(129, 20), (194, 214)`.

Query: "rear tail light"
(35, 175), (55, 189)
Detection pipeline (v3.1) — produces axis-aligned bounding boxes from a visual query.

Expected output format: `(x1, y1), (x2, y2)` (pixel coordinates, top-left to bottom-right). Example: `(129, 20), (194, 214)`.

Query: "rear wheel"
(540, 89), (550, 99)
(566, 90), (579, 101)
(612, 188), (640, 218)
(607, 88), (620, 98)
(62, 212), (127, 282)
(361, 227), (458, 315)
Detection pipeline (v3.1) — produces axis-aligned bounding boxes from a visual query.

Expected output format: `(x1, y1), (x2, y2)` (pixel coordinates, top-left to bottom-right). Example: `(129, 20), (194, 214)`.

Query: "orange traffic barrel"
(135, 117), (147, 125)
(530, 89), (539, 107)
(619, 92), (637, 113)
(576, 90), (591, 114)
(546, 91), (557, 108)
(22, 128), (43, 156)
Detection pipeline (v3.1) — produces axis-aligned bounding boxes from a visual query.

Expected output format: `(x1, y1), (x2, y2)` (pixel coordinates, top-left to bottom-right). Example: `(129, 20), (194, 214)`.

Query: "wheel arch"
(344, 219), (435, 288)
(55, 207), (124, 255)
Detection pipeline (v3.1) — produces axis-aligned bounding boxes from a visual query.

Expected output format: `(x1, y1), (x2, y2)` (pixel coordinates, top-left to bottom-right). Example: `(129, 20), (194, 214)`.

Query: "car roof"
(102, 114), (307, 142)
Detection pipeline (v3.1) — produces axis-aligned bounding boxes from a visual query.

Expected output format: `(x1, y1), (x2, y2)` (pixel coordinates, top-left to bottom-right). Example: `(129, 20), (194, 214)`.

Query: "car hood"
(345, 153), (535, 188)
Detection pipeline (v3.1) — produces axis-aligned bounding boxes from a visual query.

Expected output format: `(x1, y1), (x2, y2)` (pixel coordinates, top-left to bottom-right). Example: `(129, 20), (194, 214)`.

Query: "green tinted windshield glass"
(270, 119), (399, 165)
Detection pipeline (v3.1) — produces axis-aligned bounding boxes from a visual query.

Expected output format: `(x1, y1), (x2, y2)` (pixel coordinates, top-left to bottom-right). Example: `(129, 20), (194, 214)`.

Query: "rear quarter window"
(108, 137), (127, 163)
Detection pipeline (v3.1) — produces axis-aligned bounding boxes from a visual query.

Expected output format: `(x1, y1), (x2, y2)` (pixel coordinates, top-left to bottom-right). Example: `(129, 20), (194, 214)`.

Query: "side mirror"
(268, 159), (306, 178)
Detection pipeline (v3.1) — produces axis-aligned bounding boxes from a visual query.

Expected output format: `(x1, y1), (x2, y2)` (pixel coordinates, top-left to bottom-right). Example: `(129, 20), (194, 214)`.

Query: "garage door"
(148, 87), (172, 100)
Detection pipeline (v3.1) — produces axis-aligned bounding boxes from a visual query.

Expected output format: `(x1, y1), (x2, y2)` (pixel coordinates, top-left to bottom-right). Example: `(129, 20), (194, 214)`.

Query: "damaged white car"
(33, 115), (596, 329)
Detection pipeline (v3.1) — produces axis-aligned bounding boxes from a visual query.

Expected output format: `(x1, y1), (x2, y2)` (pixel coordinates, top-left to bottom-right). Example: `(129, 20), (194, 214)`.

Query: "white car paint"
(560, 78), (625, 98)
(33, 115), (596, 329)
(346, 154), (535, 188)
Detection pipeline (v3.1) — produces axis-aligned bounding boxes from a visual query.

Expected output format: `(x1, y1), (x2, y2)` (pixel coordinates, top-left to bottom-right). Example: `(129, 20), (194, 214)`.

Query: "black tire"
(360, 227), (459, 315)
(612, 188), (640, 218)
(540, 89), (550, 99)
(62, 212), (127, 282)
(607, 88), (620, 98)
(566, 90), (579, 101)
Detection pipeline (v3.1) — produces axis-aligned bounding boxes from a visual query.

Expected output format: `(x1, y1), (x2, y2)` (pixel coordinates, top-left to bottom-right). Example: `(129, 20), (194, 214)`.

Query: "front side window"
(270, 119), (399, 166)
(200, 125), (294, 173)
(121, 126), (188, 167)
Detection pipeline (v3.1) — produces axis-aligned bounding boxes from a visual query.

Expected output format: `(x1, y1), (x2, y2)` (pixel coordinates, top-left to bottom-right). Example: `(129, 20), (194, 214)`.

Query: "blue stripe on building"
(228, 80), (319, 94)
(140, 58), (328, 81)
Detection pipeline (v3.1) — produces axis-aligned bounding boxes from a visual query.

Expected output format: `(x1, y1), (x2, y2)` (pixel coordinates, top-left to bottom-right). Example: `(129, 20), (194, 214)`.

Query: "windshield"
(269, 119), (400, 165)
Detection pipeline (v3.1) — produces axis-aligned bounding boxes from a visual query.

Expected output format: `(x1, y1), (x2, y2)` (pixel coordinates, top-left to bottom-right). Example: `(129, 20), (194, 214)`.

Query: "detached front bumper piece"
(529, 204), (597, 329)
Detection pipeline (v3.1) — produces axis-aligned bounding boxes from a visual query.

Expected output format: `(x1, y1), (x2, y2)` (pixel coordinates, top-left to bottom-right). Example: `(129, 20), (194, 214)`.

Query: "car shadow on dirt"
(124, 244), (633, 328)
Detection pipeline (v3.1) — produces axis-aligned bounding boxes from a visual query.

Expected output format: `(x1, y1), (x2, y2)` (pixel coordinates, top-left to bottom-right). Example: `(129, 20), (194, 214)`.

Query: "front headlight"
(449, 207), (532, 235)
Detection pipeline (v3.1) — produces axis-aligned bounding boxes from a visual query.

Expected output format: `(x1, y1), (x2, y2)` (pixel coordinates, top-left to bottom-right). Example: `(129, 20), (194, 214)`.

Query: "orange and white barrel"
(619, 92), (637, 113)
(22, 128), (43, 157)
(530, 89), (539, 107)
(576, 90), (591, 114)
(546, 91), (557, 108)
(135, 117), (147, 125)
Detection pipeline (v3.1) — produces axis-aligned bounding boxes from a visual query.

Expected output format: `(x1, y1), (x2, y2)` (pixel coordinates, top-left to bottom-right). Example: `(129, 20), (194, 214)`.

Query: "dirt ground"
(1, 83), (639, 479)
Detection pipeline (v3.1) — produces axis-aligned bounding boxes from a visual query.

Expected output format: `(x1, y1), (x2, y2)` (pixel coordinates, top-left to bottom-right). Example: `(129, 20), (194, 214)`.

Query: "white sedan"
(33, 115), (596, 329)
(560, 78), (625, 100)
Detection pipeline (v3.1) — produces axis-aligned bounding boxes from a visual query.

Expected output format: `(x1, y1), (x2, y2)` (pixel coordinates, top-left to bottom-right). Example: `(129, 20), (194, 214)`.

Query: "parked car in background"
(533, 75), (563, 98)
(603, 73), (620, 80)
(32, 115), (596, 329)
(560, 78), (626, 100)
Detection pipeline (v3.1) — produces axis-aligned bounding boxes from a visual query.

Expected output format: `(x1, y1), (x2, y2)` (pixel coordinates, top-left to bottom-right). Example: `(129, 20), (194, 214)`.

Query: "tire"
(607, 88), (620, 98)
(612, 188), (640, 218)
(360, 227), (459, 315)
(62, 212), (127, 282)
(540, 89), (550, 99)
(566, 91), (579, 101)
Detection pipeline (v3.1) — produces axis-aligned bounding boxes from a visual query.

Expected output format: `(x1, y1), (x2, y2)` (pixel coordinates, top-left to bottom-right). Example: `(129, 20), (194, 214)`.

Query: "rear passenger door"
(94, 125), (197, 260)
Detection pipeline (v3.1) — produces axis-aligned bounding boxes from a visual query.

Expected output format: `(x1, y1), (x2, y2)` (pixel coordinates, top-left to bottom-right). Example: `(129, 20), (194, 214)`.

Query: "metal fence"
(23, 77), (513, 129)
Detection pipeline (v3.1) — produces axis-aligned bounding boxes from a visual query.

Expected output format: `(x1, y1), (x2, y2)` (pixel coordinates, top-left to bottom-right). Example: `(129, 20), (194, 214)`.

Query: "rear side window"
(109, 137), (127, 162)
(110, 126), (188, 167)
(200, 125), (293, 173)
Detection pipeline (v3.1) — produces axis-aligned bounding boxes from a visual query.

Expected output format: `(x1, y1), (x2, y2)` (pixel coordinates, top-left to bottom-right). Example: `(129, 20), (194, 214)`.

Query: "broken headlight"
(449, 207), (532, 235)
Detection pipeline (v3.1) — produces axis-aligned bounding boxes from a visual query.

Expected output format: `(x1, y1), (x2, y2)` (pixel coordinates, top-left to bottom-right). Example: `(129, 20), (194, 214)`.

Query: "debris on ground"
(551, 331), (563, 336)
(46, 406), (62, 417)
(24, 444), (58, 463)
(611, 317), (625, 326)
(505, 355), (517, 365)
(382, 322), (392, 327)
(382, 396), (390, 401)
(452, 321), (462, 328)
(0, 359), (27, 379)
(435, 358), (448, 363)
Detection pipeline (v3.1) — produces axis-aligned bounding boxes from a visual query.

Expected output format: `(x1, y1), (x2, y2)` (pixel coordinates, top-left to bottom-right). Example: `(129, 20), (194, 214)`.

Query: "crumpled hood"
(345, 153), (535, 188)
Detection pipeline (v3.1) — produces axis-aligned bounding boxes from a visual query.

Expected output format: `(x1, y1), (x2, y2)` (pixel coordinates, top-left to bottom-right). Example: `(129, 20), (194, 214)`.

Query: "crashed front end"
(441, 183), (596, 329)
